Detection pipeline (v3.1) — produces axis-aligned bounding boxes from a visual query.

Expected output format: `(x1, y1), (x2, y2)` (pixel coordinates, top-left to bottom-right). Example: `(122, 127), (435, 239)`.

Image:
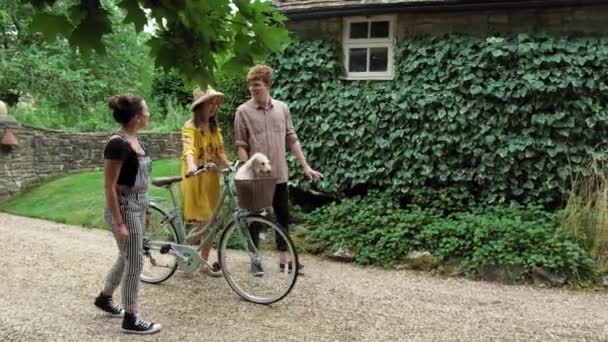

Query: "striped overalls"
(103, 135), (151, 312)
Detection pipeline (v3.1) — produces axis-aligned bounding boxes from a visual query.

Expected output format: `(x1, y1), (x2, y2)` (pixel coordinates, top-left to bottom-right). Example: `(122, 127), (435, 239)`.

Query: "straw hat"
(191, 86), (224, 111)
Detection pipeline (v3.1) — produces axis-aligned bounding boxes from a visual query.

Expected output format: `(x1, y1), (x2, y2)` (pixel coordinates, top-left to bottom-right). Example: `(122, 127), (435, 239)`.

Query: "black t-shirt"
(103, 136), (147, 187)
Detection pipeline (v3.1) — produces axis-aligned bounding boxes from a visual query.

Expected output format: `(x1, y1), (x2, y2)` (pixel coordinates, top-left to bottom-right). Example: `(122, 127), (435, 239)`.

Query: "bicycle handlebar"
(186, 160), (242, 178)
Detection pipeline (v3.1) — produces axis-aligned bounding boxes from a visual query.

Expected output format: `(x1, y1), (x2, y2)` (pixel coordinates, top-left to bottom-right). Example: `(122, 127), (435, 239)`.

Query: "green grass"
(1, 159), (181, 229)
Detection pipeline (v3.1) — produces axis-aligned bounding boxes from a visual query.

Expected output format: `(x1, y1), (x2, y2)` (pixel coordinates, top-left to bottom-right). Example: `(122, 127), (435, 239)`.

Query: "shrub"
(562, 152), (608, 273)
(302, 192), (596, 282)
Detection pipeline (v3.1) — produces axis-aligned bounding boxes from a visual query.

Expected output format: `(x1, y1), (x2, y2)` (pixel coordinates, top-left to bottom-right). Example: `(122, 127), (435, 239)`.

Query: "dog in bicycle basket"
(235, 153), (276, 211)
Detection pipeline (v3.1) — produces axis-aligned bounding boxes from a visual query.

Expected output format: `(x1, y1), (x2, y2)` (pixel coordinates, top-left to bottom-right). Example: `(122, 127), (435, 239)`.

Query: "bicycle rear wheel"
(218, 215), (298, 304)
(141, 203), (180, 284)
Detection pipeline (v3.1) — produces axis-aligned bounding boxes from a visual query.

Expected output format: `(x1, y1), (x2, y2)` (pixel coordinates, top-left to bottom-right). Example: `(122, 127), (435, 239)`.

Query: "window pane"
(369, 47), (388, 72)
(350, 22), (369, 39)
(349, 48), (367, 72)
(370, 21), (389, 38)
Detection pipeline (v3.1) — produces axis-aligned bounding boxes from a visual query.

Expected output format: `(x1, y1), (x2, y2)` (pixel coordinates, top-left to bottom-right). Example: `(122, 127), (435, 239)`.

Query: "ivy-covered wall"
(271, 35), (608, 206)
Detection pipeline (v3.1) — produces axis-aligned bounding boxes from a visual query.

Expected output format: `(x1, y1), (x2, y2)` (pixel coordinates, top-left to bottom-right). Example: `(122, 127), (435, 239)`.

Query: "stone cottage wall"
(286, 4), (608, 39)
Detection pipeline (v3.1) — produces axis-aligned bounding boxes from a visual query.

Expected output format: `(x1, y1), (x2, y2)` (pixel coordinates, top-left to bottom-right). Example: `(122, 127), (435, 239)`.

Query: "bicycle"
(141, 161), (299, 305)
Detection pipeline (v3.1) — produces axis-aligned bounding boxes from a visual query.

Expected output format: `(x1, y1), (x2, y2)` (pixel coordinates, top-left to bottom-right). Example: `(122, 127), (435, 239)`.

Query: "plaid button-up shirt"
(234, 98), (299, 184)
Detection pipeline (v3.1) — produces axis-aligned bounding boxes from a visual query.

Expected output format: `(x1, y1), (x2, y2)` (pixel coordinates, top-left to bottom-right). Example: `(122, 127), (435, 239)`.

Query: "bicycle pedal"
(159, 244), (173, 254)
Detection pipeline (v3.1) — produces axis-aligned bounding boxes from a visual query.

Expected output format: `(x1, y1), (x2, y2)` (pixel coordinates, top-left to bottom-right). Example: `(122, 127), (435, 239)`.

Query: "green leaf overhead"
(118, 0), (146, 32)
(20, 0), (290, 86)
(28, 12), (73, 42)
(23, 0), (56, 9)
(68, 0), (113, 54)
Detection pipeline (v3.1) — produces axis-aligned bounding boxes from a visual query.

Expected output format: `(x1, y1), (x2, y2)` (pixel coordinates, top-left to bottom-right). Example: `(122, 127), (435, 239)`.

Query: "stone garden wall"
(0, 114), (181, 201)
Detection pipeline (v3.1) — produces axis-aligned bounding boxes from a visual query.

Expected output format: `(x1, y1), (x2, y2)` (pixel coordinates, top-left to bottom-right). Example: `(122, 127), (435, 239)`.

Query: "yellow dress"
(181, 121), (227, 221)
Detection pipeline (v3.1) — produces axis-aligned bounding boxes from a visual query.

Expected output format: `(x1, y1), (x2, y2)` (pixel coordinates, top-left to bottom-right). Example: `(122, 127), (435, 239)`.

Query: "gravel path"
(1, 213), (607, 341)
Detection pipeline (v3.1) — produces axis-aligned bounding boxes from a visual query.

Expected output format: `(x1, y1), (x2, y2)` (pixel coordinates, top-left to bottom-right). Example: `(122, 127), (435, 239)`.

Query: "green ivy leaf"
(484, 135), (496, 145)
(557, 166), (570, 181)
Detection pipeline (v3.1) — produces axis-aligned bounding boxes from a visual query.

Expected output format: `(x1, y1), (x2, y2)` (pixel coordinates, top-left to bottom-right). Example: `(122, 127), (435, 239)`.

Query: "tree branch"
(11, 15), (20, 40)
(1, 25), (7, 49)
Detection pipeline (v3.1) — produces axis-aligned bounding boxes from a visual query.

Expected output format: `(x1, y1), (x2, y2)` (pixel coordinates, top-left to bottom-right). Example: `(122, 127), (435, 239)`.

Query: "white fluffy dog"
(235, 153), (272, 180)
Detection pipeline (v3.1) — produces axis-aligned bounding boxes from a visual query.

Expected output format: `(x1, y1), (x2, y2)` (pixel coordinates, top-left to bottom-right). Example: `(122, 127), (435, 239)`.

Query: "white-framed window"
(342, 15), (396, 80)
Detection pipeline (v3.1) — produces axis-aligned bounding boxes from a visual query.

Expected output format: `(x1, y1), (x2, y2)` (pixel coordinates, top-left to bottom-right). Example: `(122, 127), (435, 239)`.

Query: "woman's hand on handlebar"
(186, 164), (197, 177)
(187, 161), (239, 177)
(188, 162), (217, 177)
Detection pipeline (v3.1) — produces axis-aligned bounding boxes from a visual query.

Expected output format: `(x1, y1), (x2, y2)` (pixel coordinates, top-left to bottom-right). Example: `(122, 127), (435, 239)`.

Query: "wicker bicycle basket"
(235, 177), (277, 211)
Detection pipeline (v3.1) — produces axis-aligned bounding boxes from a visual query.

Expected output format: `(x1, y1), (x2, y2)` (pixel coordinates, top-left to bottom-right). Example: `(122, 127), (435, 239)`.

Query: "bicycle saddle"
(151, 176), (183, 187)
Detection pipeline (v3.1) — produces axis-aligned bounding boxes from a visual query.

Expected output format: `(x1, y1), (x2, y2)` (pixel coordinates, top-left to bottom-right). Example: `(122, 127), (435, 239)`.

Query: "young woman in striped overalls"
(94, 95), (161, 335)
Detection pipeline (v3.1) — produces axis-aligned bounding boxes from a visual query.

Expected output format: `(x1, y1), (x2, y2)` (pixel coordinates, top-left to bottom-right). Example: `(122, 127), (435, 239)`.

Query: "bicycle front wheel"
(141, 203), (180, 284)
(218, 215), (298, 304)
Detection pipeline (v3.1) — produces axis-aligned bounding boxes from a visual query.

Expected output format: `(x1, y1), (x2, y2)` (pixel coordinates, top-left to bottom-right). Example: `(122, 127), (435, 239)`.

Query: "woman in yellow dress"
(181, 86), (229, 276)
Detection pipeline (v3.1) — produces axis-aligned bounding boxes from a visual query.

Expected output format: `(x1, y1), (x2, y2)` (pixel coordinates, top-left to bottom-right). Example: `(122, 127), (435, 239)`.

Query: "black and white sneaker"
(94, 293), (124, 317)
(122, 312), (161, 335)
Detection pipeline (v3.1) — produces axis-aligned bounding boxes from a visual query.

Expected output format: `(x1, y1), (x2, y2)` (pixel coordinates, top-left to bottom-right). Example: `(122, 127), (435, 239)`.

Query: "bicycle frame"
(147, 162), (263, 272)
